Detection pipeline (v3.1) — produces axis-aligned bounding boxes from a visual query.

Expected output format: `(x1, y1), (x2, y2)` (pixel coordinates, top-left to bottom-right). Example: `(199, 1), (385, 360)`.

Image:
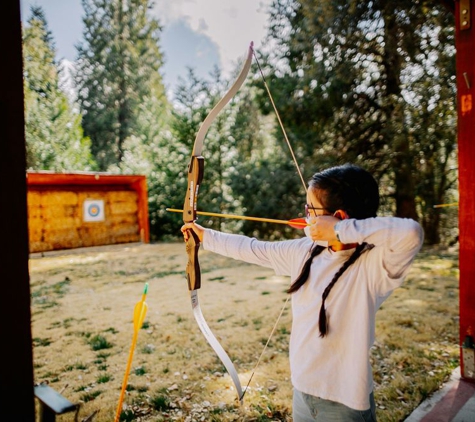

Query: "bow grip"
(185, 229), (201, 290)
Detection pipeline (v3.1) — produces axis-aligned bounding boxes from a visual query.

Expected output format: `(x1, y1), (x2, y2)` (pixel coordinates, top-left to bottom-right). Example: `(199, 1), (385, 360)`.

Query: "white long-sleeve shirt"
(203, 217), (424, 411)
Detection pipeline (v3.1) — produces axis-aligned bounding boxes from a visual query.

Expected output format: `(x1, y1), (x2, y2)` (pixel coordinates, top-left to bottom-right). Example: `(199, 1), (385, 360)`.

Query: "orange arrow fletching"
(287, 218), (307, 229)
(133, 299), (148, 332)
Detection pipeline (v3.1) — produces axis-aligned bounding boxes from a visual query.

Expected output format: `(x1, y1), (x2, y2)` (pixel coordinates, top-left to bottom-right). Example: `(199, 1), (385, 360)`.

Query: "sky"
(20, 0), (274, 99)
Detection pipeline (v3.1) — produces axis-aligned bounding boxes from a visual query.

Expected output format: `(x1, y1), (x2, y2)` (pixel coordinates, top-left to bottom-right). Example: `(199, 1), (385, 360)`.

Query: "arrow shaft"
(114, 330), (139, 422)
(433, 202), (459, 208)
(167, 208), (306, 227)
(115, 283), (148, 421)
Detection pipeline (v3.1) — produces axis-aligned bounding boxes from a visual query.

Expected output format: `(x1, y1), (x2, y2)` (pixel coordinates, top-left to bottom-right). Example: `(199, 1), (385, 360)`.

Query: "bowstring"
(241, 48), (311, 400)
(240, 244), (314, 400)
(252, 49), (308, 194)
(240, 295), (290, 400)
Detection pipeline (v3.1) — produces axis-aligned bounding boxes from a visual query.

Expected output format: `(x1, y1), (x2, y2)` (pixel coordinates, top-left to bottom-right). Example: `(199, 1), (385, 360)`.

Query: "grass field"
(30, 242), (460, 421)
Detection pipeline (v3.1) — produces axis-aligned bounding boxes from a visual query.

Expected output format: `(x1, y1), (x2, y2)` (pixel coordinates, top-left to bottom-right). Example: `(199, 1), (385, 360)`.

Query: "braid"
(318, 243), (372, 337)
(287, 245), (325, 294)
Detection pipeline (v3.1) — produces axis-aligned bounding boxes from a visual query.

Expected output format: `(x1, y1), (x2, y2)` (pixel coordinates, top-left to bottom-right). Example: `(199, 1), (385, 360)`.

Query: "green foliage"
(150, 392), (171, 411)
(264, 0), (457, 242)
(229, 123), (308, 239)
(118, 409), (135, 421)
(134, 366), (146, 376)
(87, 334), (113, 351)
(33, 337), (51, 347)
(119, 409), (137, 422)
(147, 64), (292, 240)
(22, 6), (95, 171)
(21, 1), (458, 246)
(96, 373), (112, 383)
(407, 11), (458, 244)
(79, 390), (102, 402)
(146, 68), (228, 239)
(76, 0), (169, 170)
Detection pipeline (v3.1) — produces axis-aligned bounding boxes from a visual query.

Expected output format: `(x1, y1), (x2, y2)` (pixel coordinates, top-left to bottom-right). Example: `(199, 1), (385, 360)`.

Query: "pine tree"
(148, 62), (279, 240)
(75, 0), (168, 170)
(23, 6), (94, 171)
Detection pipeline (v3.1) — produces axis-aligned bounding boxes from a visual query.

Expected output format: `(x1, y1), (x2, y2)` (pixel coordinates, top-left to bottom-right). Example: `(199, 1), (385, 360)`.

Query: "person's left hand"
(181, 222), (205, 242)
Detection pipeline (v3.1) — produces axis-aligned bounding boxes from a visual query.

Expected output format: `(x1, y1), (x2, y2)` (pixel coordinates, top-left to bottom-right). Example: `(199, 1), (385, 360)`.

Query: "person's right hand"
(181, 222), (205, 242)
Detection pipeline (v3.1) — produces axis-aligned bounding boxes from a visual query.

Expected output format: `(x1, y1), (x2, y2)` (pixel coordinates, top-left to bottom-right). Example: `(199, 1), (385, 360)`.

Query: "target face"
(83, 199), (105, 222)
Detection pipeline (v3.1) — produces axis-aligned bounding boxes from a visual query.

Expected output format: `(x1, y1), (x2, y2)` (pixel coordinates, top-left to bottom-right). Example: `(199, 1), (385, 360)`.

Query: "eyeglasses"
(305, 204), (330, 217)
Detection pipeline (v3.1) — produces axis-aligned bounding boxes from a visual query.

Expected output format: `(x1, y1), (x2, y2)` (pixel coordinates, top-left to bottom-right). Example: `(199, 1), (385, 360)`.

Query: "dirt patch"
(30, 242), (459, 421)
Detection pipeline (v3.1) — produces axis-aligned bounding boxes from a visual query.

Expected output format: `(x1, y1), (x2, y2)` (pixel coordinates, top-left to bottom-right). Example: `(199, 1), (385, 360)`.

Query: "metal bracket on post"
(462, 334), (475, 379)
(34, 384), (80, 422)
(460, 0), (471, 30)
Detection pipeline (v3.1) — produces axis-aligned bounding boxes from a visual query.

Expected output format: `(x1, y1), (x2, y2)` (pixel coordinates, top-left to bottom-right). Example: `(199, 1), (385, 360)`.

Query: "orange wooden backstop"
(27, 172), (149, 252)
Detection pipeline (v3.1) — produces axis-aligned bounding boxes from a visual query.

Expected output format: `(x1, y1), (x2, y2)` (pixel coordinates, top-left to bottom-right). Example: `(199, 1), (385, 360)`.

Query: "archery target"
(83, 199), (105, 222)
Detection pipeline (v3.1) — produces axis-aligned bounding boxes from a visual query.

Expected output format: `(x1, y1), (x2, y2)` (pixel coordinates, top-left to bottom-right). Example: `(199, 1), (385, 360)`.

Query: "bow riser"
(184, 155), (204, 291)
(183, 156), (205, 224)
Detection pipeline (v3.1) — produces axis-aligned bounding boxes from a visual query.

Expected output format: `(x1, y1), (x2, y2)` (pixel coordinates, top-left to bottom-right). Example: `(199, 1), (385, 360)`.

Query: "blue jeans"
(293, 388), (377, 421)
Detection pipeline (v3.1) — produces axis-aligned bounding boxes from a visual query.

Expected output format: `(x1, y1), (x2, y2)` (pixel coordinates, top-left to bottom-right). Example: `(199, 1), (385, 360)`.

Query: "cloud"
(21, 0), (273, 101)
(152, 0), (272, 76)
(160, 19), (220, 98)
(222, 6), (239, 19)
(197, 18), (208, 32)
(152, 0), (197, 26)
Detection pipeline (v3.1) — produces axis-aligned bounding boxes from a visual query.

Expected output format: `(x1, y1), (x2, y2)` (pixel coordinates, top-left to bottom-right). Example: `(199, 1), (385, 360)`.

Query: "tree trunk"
(382, 7), (419, 221)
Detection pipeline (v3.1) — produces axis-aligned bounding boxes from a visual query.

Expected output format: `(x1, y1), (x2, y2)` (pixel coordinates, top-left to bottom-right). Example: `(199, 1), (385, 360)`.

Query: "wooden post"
(0, 0), (36, 418)
(456, 0), (475, 381)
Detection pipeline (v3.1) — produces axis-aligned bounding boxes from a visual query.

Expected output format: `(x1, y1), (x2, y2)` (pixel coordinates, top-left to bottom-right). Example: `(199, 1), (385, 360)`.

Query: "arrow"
(166, 208), (308, 229)
(114, 283), (149, 422)
(433, 202), (459, 208)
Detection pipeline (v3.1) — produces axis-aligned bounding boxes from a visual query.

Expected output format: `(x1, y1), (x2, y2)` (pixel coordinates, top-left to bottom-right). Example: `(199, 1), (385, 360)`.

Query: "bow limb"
(191, 42), (254, 157)
(182, 42), (254, 405)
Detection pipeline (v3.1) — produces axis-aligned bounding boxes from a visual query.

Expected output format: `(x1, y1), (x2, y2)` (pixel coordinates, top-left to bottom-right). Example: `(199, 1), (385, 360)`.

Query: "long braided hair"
(288, 164), (379, 337)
